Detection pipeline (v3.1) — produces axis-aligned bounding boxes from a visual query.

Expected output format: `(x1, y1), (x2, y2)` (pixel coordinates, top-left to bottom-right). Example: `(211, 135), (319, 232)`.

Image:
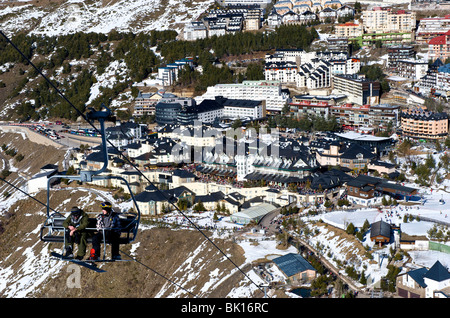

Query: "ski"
(51, 252), (107, 273)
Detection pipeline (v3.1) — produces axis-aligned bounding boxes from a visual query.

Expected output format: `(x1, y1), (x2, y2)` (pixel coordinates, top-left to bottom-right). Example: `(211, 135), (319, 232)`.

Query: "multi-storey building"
(359, 32), (414, 46)
(184, 8), (262, 41)
(428, 30), (450, 62)
(158, 58), (194, 86)
(395, 59), (429, 81)
(315, 142), (376, 171)
(334, 22), (364, 38)
(387, 45), (415, 69)
(400, 107), (449, 140)
(155, 97), (196, 126)
(133, 90), (166, 116)
(264, 60), (298, 83)
(416, 14), (450, 44)
(330, 104), (371, 127)
(326, 37), (350, 53)
(416, 58), (445, 94)
(264, 49), (359, 90)
(183, 21), (208, 41)
(176, 99), (225, 125)
(265, 48), (304, 64)
(367, 104), (400, 129)
(329, 58), (361, 75)
(196, 80), (289, 113)
(289, 94), (347, 118)
(362, 7), (416, 34)
(330, 103), (400, 130)
(436, 63), (450, 95)
(332, 74), (380, 106)
(222, 0), (273, 7)
(296, 59), (332, 89)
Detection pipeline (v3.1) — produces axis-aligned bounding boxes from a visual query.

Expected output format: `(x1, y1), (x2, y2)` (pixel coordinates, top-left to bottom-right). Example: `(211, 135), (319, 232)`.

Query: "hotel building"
(400, 107), (449, 140)
(195, 80), (289, 113)
(332, 74), (380, 106)
(428, 30), (450, 62)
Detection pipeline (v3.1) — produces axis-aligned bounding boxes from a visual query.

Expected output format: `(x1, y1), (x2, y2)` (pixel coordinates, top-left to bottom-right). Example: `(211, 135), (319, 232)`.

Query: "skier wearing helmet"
(89, 201), (122, 261)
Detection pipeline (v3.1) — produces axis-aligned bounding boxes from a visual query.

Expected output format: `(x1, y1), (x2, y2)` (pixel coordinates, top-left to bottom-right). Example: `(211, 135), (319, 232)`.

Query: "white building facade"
(196, 80), (289, 113)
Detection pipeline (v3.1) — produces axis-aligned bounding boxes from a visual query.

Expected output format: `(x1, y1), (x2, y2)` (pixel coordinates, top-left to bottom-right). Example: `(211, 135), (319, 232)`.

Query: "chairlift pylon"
(40, 105), (141, 261)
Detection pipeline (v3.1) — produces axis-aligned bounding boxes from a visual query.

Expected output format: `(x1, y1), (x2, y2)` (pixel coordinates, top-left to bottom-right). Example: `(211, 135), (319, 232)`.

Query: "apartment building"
(416, 58), (445, 94)
(329, 58), (361, 75)
(183, 8), (263, 41)
(428, 30), (450, 62)
(243, 8), (263, 30)
(330, 103), (400, 129)
(265, 48), (304, 64)
(204, 12), (244, 37)
(316, 142), (376, 171)
(359, 32), (415, 46)
(221, 0), (272, 6)
(332, 74), (380, 106)
(265, 49), (359, 90)
(362, 7), (416, 34)
(155, 97), (195, 126)
(296, 59), (332, 89)
(387, 45), (415, 69)
(183, 21), (208, 41)
(416, 14), (450, 44)
(331, 104), (370, 127)
(158, 58), (194, 86)
(396, 59), (429, 81)
(326, 37), (350, 53)
(367, 104), (400, 129)
(176, 99), (225, 125)
(436, 63), (450, 96)
(133, 90), (166, 116)
(289, 95), (340, 119)
(264, 60), (299, 83)
(222, 98), (266, 119)
(334, 22), (364, 38)
(400, 107), (449, 140)
(196, 80), (289, 113)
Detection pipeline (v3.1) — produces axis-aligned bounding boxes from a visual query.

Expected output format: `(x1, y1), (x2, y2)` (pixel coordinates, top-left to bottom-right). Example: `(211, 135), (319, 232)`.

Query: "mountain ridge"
(0, 0), (215, 37)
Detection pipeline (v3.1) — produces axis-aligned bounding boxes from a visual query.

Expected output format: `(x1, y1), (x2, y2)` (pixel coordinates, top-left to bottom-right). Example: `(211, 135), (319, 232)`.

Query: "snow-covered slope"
(0, 0), (214, 36)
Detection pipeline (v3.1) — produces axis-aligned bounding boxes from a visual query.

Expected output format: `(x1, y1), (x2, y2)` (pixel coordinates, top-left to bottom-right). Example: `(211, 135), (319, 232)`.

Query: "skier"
(63, 206), (89, 260)
(89, 202), (122, 261)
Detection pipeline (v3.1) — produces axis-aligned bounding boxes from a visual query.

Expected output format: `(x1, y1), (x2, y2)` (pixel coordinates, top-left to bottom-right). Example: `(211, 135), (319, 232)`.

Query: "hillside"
(0, 0), (215, 122)
(0, 0), (215, 37)
(0, 130), (268, 298)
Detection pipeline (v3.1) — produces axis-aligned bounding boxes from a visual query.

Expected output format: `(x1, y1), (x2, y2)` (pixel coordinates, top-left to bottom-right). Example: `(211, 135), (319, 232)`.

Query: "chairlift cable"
(0, 176), (58, 213)
(119, 249), (198, 298)
(0, 30), (266, 295)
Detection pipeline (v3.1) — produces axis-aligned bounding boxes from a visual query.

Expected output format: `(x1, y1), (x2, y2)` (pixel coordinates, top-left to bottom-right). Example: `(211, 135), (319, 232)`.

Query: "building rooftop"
(273, 253), (316, 277)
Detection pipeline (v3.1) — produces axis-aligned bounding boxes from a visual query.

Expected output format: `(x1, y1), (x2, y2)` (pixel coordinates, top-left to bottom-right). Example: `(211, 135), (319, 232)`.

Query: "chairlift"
(40, 105), (141, 262)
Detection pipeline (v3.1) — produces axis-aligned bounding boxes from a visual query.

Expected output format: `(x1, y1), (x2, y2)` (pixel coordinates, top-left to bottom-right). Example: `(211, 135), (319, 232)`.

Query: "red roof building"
(428, 30), (450, 61)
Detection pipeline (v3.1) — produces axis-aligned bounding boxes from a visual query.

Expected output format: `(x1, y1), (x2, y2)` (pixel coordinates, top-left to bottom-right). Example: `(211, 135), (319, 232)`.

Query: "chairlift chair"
(40, 105), (141, 261)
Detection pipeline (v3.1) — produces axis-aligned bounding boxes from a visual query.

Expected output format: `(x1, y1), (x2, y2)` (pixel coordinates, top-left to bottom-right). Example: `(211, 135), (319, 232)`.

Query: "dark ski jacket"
(63, 210), (89, 231)
(96, 212), (121, 233)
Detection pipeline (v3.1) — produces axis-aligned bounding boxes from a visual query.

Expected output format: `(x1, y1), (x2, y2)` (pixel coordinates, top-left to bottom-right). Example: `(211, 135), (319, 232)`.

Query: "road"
(257, 204), (370, 297)
(51, 126), (101, 148)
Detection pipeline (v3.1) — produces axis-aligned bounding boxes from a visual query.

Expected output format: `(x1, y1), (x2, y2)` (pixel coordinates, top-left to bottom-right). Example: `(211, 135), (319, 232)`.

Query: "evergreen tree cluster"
(113, 31), (177, 82)
(359, 64), (390, 95)
(1, 25), (318, 122)
(1, 30), (176, 121)
(267, 113), (340, 132)
(159, 24), (319, 62)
